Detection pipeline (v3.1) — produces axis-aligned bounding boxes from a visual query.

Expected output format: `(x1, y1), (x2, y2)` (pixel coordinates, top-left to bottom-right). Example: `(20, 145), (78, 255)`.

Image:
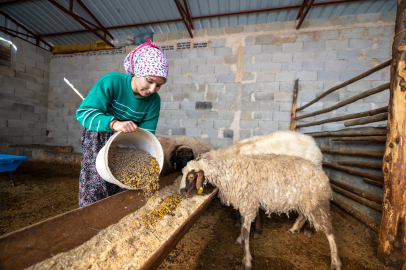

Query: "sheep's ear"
(196, 171), (204, 193)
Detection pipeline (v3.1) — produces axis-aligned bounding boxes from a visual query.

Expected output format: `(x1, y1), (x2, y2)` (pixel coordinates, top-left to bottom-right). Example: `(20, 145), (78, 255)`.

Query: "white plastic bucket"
(96, 129), (164, 190)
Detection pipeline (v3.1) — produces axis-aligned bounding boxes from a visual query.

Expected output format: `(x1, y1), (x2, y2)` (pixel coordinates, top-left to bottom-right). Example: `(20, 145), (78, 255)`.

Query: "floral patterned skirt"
(78, 127), (125, 208)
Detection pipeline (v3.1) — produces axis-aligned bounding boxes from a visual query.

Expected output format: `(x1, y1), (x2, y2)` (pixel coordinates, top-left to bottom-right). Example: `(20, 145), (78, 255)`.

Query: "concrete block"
(193, 29), (206, 37)
(173, 93), (188, 101)
(214, 120), (232, 129)
(338, 92), (363, 102)
(243, 24), (262, 33)
(165, 50), (182, 59)
(326, 40), (349, 50)
(4, 75), (25, 89)
(261, 63), (281, 73)
(171, 127), (186, 136)
(262, 21), (282, 31)
(185, 128), (202, 137)
(241, 111), (252, 120)
(275, 72), (296, 82)
(202, 128), (218, 138)
(182, 67), (198, 75)
(314, 50), (337, 61)
(325, 60), (348, 71)
(89, 55), (114, 64)
(188, 93), (205, 101)
(153, 33), (168, 42)
(255, 92), (273, 100)
(363, 89), (389, 102)
(324, 81), (347, 92)
(340, 70), (364, 81)
(262, 44), (282, 53)
(218, 111), (234, 120)
(95, 62), (119, 71)
(257, 121), (278, 131)
(356, 13), (381, 23)
(254, 34), (274, 45)
(273, 111), (290, 121)
(256, 73), (275, 82)
(202, 111), (218, 120)
(253, 111), (272, 120)
(337, 50), (361, 60)
(299, 102), (323, 112)
(255, 54), (273, 63)
(243, 63), (261, 72)
(239, 130), (251, 140)
(209, 138), (227, 148)
(282, 62), (302, 71)
(36, 76), (48, 86)
(198, 66), (214, 74)
(318, 92), (339, 102)
(365, 48), (390, 59)
(299, 81), (323, 93)
(182, 83), (198, 93)
(190, 57), (205, 67)
(15, 70), (36, 82)
(332, 15), (355, 26)
(274, 91), (293, 102)
(225, 55), (238, 64)
(272, 53), (292, 63)
(346, 103), (372, 113)
(166, 118), (181, 127)
(381, 12), (396, 22)
(217, 74), (235, 83)
(347, 80), (372, 92)
(318, 71), (340, 81)
(174, 58), (189, 67)
(319, 30), (340, 40)
(245, 36), (253, 45)
(348, 60), (371, 70)
(368, 26), (394, 37)
(296, 71), (317, 81)
(282, 43), (303, 53)
(282, 21), (296, 30)
(225, 25), (243, 34)
(197, 48), (215, 58)
(297, 92), (316, 102)
(189, 74), (205, 83)
(187, 110), (202, 119)
(242, 83), (259, 92)
(164, 102), (179, 110)
(171, 110), (187, 119)
(205, 74), (216, 83)
(27, 53), (44, 63)
(305, 18), (331, 28)
(274, 36), (296, 44)
(349, 39), (373, 49)
(293, 51), (315, 62)
(378, 37), (392, 48)
(259, 101), (280, 111)
(181, 49), (197, 59)
(207, 27), (224, 36)
(302, 61), (324, 71)
(10, 62), (25, 72)
(241, 101), (259, 111)
(168, 32), (183, 40)
(244, 45), (262, 54)
(219, 92), (235, 101)
(0, 66), (15, 77)
(259, 82), (279, 92)
(243, 54), (253, 64)
(303, 41), (326, 51)
(209, 39), (226, 48)
(223, 129), (234, 139)
(214, 47), (232, 56)
(169, 67), (182, 76)
(215, 65), (231, 74)
(206, 56), (224, 65)
(240, 120), (258, 129)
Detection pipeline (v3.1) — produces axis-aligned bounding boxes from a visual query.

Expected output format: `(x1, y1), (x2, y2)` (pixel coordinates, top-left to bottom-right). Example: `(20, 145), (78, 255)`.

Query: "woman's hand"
(112, 121), (138, 133)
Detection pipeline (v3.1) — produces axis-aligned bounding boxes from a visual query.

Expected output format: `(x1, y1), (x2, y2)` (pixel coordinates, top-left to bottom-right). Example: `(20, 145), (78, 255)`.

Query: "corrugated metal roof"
(0, 0), (398, 47)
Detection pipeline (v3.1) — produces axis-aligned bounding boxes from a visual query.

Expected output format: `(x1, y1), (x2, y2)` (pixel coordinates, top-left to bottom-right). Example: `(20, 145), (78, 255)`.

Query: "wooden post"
(290, 79), (299, 131)
(378, 1), (406, 268)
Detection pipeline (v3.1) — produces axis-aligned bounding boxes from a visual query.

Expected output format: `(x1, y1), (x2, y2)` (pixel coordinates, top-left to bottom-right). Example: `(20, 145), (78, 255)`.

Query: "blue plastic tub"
(0, 154), (28, 173)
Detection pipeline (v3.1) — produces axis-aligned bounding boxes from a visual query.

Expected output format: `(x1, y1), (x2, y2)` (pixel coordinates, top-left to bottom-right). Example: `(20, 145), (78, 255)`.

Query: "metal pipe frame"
(296, 0), (315, 29)
(173, 0), (193, 38)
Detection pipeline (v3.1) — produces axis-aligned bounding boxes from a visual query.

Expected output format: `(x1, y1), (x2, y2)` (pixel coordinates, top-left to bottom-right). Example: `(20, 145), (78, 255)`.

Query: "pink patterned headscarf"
(123, 37), (168, 81)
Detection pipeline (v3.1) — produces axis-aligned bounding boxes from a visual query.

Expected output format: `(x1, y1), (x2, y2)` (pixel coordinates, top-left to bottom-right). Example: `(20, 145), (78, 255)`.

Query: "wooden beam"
(378, 0), (406, 267)
(290, 79), (299, 131)
(331, 194), (380, 232)
(331, 136), (387, 142)
(296, 83), (390, 120)
(344, 113), (388, 127)
(306, 129), (386, 137)
(363, 177), (384, 188)
(331, 184), (382, 212)
(337, 161), (383, 169)
(330, 178), (382, 204)
(296, 60), (391, 112)
(320, 148), (385, 157)
(323, 161), (384, 182)
(297, 106), (388, 128)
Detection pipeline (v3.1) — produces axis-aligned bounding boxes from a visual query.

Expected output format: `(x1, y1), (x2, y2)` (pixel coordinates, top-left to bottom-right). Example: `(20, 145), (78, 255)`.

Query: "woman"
(76, 38), (168, 207)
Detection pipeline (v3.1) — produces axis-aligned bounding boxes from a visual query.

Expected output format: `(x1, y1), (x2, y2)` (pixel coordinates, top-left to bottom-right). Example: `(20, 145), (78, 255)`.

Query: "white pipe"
(64, 77), (84, 100)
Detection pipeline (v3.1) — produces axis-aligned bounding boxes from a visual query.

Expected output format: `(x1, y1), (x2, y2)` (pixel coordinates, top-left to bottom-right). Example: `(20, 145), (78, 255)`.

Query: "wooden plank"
(297, 60), (391, 112)
(344, 113), (388, 127)
(139, 188), (219, 270)
(297, 106), (388, 128)
(331, 136), (387, 142)
(320, 148), (385, 157)
(290, 79), (299, 131)
(331, 184), (382, 212)
(323, 161), (384, 182)
(337, 160), (383, 169)
(295, 83), (389, 120)
(329, 177), (382, 205)
(306, 129), (386, 137)
(331, 194), (379, 232)
(0, 172), (182, 270)
(363, 177), (384, 187)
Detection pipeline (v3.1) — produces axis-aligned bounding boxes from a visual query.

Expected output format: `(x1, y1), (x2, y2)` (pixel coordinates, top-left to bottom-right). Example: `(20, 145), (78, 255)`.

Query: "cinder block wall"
(46, 12), (394, 152)
(0, 37), (51, 154)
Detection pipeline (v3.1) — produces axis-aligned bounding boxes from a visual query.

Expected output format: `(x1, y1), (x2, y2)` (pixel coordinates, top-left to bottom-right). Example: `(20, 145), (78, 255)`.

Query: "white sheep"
(180, 154), (341, 270)
(157, 136), (215, 176)
(179, 130), (322, 237)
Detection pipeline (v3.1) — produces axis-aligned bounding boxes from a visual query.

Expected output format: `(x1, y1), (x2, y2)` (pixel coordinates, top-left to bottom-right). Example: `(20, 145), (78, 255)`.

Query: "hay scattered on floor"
(27, 177), (210, 270)
(108, 147), (160, 196)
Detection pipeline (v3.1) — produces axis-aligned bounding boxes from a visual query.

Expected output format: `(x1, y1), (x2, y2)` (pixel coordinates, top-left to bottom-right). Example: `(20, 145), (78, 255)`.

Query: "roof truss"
(296, 0), (316, 29)
(173, 0), (194, 38)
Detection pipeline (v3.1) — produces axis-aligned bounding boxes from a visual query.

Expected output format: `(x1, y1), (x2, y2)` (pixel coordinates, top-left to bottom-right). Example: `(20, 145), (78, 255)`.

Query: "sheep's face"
(174, 146), (194, 170)
(179, 161), (205, 198)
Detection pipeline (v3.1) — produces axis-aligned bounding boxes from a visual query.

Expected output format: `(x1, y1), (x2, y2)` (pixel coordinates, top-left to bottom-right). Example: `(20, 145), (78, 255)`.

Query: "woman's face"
(131, 76), (165, 98)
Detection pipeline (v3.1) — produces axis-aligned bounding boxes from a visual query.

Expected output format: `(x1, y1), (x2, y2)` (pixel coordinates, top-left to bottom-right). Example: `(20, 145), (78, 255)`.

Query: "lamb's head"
(179, 160), (206, 198)
(172, 145), (194, 171)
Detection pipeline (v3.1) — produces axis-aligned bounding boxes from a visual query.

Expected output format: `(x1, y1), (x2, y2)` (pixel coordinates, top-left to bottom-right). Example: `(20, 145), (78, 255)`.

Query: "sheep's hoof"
(288, 229), (299, 234)
(243, 265), (252, 270)
(251, 229), (262, 239)
(234, 238), (243, 245)
(331, 263), (341, 270)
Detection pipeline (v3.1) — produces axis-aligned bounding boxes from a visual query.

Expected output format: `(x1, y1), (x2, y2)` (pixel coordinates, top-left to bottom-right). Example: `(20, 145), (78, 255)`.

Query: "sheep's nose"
(180, 188), (188, 198)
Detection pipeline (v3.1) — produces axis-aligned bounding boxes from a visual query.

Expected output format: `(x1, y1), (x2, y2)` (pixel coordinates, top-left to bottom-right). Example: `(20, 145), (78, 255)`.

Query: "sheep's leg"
(288, 213), (306, 234)
(235, 210), (242, 228)
(251, 214), (262, 239)
(234, 215), (245, 245)
(241, 215), (253, 270)
(303, 222), (316, 237)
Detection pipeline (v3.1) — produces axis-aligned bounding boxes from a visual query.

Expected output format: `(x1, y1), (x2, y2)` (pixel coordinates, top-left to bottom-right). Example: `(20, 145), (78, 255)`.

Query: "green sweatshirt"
(76, 72), (161, 134)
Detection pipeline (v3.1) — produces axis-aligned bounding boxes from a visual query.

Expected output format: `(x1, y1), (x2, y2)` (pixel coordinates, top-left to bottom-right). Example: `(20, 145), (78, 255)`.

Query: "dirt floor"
(0, 161), (80, 236)
(0, 162), (393, 269)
